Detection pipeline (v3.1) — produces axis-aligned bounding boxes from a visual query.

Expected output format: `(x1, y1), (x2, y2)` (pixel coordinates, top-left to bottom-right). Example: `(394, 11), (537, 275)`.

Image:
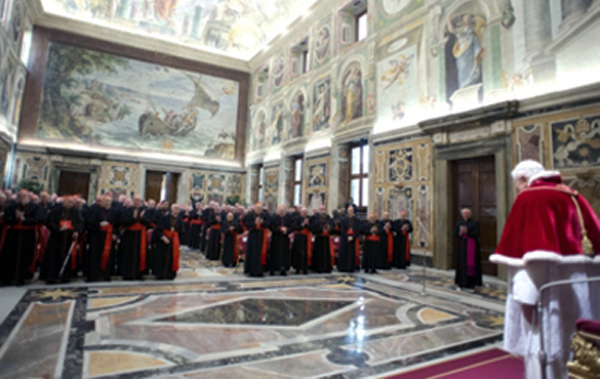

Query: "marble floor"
(0, 249), (507, 378)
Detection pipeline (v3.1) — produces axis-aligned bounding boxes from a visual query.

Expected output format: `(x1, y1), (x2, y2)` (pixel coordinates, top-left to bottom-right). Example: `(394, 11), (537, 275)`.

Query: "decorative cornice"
(419, 101), (520, 135)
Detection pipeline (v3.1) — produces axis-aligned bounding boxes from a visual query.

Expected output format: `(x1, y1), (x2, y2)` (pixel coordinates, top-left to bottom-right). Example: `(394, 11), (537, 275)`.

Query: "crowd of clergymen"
(0, 189), (415, 285)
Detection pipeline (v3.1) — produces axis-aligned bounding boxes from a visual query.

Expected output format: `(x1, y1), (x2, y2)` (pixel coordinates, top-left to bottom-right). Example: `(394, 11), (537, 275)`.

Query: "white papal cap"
(511, 160), (545, 180)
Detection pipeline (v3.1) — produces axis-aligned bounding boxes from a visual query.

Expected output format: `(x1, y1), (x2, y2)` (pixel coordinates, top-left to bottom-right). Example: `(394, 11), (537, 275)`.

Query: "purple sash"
(465, 236), (476, 276)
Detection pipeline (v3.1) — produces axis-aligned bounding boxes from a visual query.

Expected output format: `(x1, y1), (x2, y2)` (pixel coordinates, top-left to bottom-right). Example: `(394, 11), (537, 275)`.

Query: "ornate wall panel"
(98, 161), (140, 198)
(304, 155), (330, 211)
(372, 137), (433, 250)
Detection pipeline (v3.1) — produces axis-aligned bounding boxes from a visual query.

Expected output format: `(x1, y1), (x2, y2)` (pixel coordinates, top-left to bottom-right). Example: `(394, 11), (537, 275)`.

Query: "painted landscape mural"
(36, 42), (240, 159)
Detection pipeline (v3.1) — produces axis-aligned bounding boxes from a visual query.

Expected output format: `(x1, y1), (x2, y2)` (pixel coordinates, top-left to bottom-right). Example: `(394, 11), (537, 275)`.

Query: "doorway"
(145, 171), (180, 204)
(451, 156), (497, 276)
(58, 171), (90, 200)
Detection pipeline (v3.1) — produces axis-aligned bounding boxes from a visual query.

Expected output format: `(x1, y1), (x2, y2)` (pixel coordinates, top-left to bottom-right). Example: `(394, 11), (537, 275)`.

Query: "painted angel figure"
(380, 54), (413, 90)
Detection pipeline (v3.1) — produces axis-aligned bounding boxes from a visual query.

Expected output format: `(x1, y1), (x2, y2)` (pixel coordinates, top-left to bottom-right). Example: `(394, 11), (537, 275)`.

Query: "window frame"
(355, 10), (368, 42)
(349, 142), (369, 210)
(293, 157), (303, 206)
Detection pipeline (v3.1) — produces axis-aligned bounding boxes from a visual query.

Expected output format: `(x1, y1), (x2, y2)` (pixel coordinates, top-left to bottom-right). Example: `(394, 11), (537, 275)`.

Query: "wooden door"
(451, 156), (497, 276)
(58, 171), (90, 200)
(145, 171), (164, 203)
(165, 172), (180, 205)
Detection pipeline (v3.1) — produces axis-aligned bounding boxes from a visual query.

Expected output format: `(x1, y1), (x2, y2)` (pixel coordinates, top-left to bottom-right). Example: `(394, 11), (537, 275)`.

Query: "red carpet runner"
(387, 348), (524, 379)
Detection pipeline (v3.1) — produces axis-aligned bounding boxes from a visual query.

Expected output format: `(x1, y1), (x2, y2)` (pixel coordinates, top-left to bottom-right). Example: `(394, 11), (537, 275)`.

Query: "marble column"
(249, 166), (259, 204)
(523, 0), (556, 86)
(282, 156), (294, 207)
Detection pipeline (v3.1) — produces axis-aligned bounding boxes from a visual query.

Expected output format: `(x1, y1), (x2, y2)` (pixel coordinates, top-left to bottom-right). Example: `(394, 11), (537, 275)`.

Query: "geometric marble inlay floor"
(0, 249), (507, 378)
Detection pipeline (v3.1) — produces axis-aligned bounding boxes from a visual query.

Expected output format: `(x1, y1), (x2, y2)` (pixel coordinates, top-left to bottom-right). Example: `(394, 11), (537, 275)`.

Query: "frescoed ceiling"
(41, 0), (320, 60)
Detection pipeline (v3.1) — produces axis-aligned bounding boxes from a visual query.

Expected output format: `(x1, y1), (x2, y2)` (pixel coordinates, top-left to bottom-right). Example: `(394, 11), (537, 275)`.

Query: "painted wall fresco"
(289, 90), (306, 139)
(35, 42), (240, 160)
(42, 0), (320, 60)
(312, 76), (331, 132)
(372, 137), (433, 250)
(304, 156), (329, 211)
(247, 0), (600, 156)
(0, 0), (31, 143)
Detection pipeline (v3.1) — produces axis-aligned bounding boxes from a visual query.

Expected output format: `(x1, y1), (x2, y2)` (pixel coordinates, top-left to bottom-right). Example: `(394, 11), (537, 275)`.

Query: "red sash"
(60, 220), (74, 230)
(320, 231), (335, 268)
(70, 241), (79, 270)
(0, 223), (6, 253)
(162, 229), (180, 271)
(403, 231), (411, 261)
(348, 230), (360, 267)
(387, 230), (394, 263)
(228, 230), (239, 262)
(190, 219), (203, 226)
(100, 224), (113, 271)
(260, 228), (270, 266)
(211, 224), (222, 230)
(126, 223), (147, 271)
(297, 229), (313, 266)
(366, 235), (380, 242)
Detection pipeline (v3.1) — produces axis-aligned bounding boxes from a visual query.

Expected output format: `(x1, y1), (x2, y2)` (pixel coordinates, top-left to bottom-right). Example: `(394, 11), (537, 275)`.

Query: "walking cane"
(58, 241), (77, 278)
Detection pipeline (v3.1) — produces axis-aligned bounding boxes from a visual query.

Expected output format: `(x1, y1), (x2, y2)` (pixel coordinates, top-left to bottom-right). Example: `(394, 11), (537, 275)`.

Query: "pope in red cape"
(491, 160), (600, 379)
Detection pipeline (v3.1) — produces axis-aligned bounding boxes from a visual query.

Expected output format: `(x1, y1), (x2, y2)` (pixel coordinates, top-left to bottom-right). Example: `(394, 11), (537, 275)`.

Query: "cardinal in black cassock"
(85, 196), (118, 282)
(291, 208), (312, 274)
(392, 210), (413, 269)
(152, 202), (182, 280)
(268, 205), (292, 276)
(188, 203), (203, 250)
(119, 196), (150, 280)
(309, 206), (336, 273)
(377, 212), (394, 270)
(338, 207), (361, 272)
(206, 207), (224, 261)
(221, 212), (242, 267)
(41, 197), (84, 284)
(243, 203), (270, 277)
(0, 190), (46, 285)
(200, 206), (213, 254)
(179, 208), (190, 246)
(361, 213), (380, 273)
(454, 208), (482, 289)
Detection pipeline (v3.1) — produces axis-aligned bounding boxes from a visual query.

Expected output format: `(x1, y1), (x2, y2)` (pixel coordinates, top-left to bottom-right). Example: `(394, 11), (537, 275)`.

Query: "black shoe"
(371, 270), (377, 274)
(280, 271), (287, 276)
(270, 271), (275, 276)
(302, 270), (308, 275)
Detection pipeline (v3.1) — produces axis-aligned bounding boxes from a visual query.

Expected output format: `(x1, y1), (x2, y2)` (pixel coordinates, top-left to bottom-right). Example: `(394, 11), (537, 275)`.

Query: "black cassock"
(392, 218), (413, 269)
(361, 221), (380, 273)
(243, 210), (270, 276)
(268, 214), (292, 275)
(179, 210), (190, 246)
(200, 208), (213, 254)
(84, 205), (118, 282)
(206, 211), (224, 261)
(309, 214), (336, 273)
(152, 211), (182, 280)
(454, 218), (482, 289)
(221, 219), (242, 267)
(119, 207), (150, 280)
(41, 206), (84, 283)
(338, 216), (361, 272)
(0, 201), (46, 285)
(377, 219), (394, 270)
(188, 209), (203, 250)
(291, 214), (311, 274)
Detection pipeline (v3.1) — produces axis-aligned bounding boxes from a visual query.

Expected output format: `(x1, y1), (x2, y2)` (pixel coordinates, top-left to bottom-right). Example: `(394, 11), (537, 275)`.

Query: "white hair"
(511, 160), (544, 181)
